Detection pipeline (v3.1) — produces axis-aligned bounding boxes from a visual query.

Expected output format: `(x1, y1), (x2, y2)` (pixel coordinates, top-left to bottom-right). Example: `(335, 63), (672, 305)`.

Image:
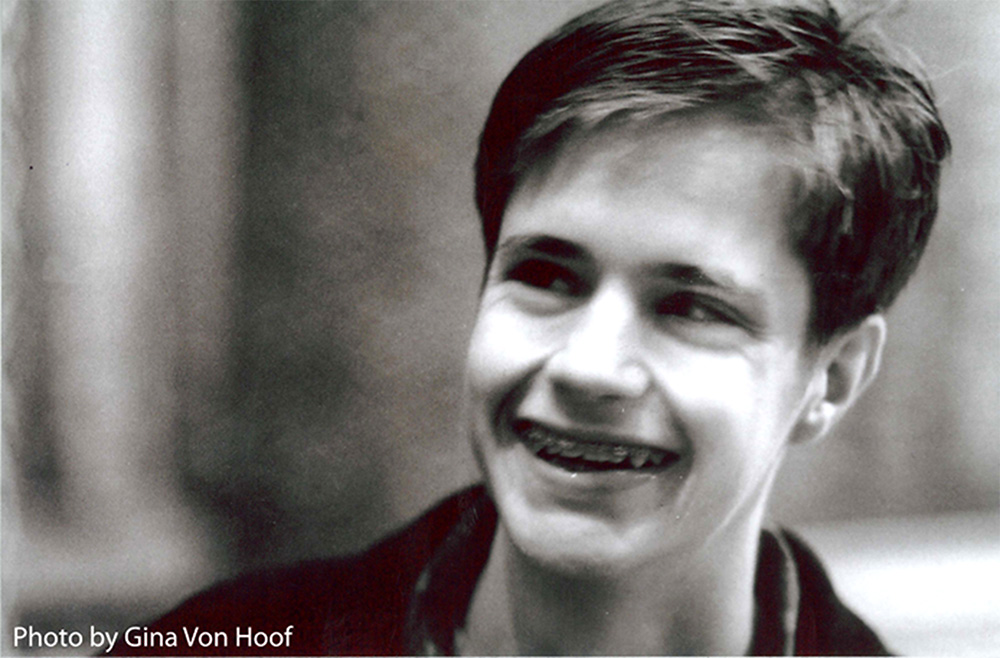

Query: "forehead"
(505, 113), (803, 272)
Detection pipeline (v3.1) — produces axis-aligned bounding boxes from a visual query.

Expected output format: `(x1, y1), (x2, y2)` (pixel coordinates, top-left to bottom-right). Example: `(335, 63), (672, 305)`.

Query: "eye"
(655, 292), (735, 325)
(505, 259), (582, 296)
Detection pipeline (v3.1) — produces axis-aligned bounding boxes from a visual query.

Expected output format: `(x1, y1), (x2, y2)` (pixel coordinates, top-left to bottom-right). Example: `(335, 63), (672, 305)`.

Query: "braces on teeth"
(522, 424), (669, 468)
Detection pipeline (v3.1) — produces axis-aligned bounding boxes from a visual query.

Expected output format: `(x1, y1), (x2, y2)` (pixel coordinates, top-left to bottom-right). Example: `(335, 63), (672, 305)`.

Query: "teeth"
(526, 427), (546, 444)
(629, 448), (650, 468)
(597, 445), (617, 463)
(519, 423), (672, 468)
(609, 446), (629, 463)
(524, 429), (546, 453)
(556, 438), (575, 453)
(581, 444), (601, 461)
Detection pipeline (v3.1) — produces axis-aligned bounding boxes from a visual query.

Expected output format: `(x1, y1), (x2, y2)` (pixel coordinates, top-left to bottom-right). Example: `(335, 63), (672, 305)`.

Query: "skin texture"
(462, 113), (886, 654)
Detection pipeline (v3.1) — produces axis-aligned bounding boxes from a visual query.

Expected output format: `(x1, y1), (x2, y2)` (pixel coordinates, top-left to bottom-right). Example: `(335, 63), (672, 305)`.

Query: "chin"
(505, 523), (651, 578)
(485, 462), (685, 577)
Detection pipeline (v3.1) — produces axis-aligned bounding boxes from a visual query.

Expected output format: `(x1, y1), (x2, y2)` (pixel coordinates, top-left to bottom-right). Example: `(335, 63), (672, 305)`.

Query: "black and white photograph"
(3, 0), (998, 655)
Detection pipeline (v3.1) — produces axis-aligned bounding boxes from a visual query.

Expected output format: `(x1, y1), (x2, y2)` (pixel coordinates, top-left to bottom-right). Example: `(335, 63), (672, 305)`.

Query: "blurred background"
(3, 0), (997, 655)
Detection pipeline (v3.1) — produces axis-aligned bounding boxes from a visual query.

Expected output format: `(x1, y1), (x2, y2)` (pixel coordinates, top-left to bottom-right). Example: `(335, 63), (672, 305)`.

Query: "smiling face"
(465, 113), (824, 573)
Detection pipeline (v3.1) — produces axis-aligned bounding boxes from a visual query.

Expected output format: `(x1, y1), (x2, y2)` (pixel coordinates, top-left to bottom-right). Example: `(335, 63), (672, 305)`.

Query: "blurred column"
(7, 0), (242, 637)
(32, 0), (181, 536)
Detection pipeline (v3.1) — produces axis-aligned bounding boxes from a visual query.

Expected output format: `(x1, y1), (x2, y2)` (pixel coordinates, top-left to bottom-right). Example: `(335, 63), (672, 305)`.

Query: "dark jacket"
(112, 486), (890, 656)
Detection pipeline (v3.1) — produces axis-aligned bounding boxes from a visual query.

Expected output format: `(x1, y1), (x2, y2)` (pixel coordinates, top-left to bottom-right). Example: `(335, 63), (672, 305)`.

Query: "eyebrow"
(649, 263), (738, 291)
(495, 234), (586, 261)
(498, 235), (740, 288)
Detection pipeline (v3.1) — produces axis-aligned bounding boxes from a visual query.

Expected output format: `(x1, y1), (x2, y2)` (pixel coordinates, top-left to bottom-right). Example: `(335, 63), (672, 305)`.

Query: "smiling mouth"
(512, 419), (680, 472)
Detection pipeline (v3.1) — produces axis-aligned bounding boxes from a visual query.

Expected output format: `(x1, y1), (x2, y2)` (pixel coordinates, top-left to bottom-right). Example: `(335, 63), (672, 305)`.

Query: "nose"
(545, 282), (651, 403)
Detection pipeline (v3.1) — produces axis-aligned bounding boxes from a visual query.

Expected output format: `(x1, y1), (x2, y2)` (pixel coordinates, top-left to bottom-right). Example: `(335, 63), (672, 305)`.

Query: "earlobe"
(792, 315), (887, 445)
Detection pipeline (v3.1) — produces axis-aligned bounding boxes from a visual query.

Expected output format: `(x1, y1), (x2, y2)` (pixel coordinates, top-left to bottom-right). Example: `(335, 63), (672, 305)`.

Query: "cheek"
(465, 302), (549, 406)
(659, 351), (789, 465)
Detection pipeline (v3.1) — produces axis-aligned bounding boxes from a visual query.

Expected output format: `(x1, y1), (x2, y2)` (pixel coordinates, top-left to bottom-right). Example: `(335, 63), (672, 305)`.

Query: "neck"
(462, 522), (762, 656)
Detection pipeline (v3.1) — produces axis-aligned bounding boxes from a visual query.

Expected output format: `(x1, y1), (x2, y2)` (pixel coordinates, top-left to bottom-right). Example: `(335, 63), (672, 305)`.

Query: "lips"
(512, 419), (679, 472)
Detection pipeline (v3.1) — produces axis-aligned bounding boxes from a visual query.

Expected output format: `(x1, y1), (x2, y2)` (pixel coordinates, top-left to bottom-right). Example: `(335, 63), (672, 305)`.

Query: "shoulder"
(781, 530), (893, 656)
(111, 485), (489, 656)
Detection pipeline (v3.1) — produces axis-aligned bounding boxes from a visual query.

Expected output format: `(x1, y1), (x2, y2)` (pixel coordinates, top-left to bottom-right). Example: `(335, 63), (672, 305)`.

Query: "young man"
(119, 0), (948, 654)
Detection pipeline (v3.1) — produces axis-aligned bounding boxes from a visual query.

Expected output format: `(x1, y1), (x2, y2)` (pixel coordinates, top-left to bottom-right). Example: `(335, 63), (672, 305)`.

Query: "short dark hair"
(475, 0), (950, 342)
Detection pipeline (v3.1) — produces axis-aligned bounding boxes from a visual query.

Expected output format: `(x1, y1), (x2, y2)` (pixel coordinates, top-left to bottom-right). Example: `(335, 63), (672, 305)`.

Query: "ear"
(791, 314), (887, 445)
